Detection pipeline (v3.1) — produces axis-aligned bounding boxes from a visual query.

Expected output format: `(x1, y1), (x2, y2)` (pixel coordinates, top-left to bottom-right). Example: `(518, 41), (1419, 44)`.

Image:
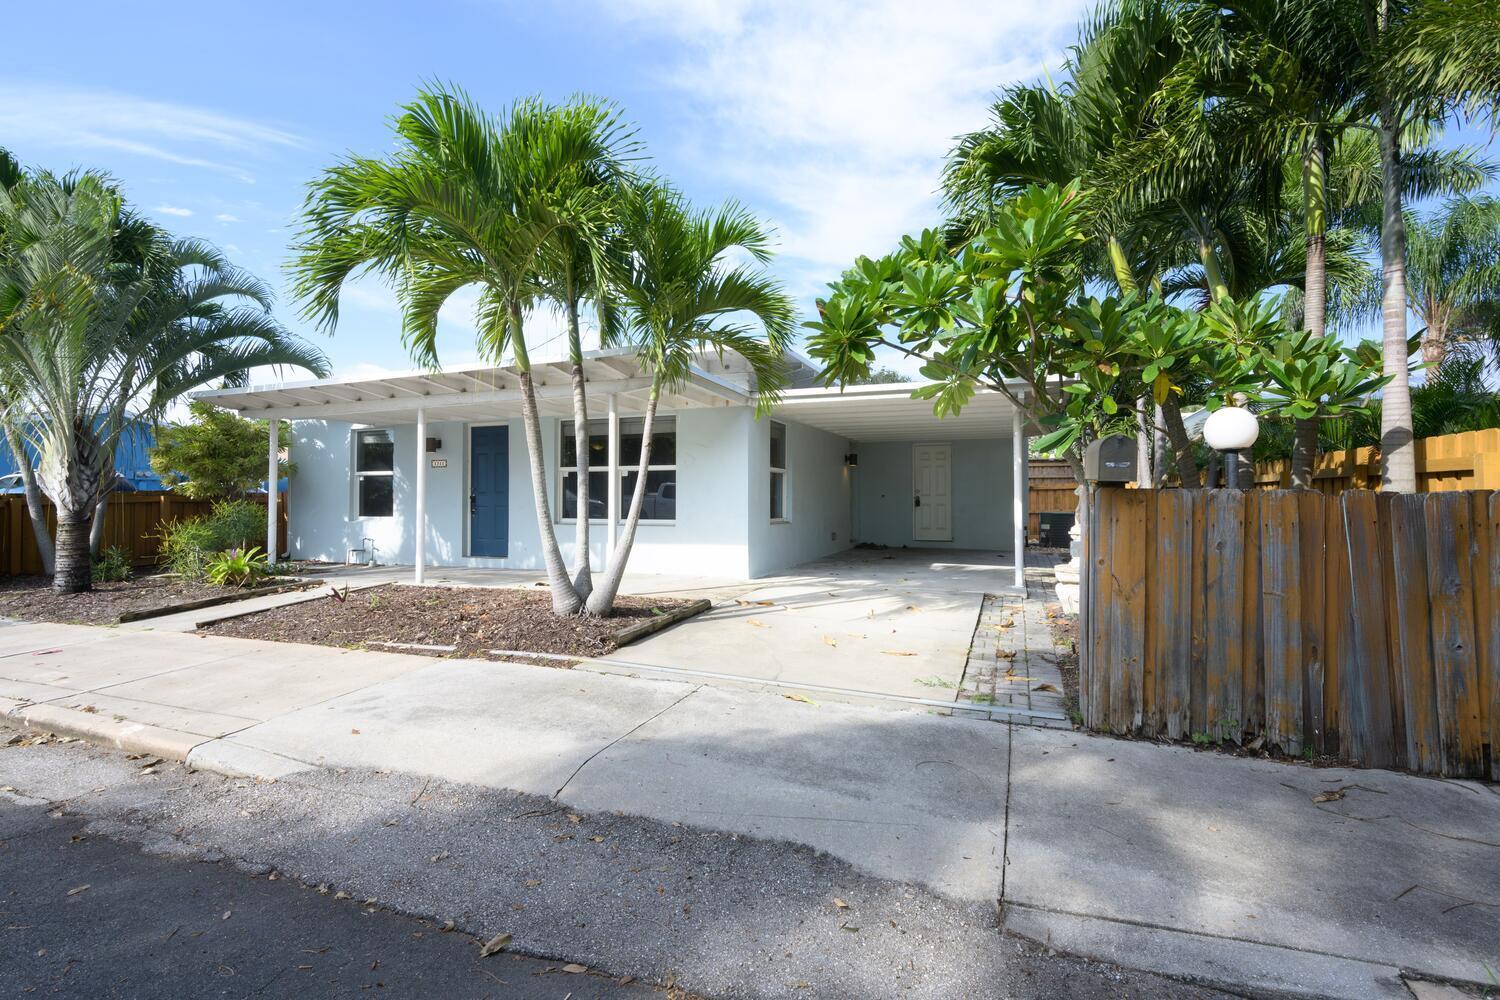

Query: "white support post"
(414, 408), (427, 585)
(1012, 402), (1027, 591)
(606, 393), (620, 568)
(266, 417), (279, 566)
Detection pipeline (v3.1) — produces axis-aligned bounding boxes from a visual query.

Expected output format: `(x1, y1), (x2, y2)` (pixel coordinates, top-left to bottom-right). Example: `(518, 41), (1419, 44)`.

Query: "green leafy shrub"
(205, 546), (271, 588)
(157, 517), (221, 579)
(91, 545), (133, 583)
(208, 499), (266, 550)
(157, 500), (267, 580)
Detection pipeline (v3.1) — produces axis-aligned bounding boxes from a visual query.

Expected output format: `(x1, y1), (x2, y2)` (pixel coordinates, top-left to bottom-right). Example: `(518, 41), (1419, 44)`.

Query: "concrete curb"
(5, 702), (204, 761)
(1, 700), (313, 783)
(1004, 903), (1416, 1000)
(184, 739), (314, 780)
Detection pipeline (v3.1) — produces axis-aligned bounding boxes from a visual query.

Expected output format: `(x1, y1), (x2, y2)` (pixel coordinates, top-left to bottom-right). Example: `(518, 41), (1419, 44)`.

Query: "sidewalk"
(1, 617), (1495, 998)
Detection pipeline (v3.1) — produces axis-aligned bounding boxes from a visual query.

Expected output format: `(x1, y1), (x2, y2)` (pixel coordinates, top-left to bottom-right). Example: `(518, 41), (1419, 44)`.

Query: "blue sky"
(3, 0), (1495, 382)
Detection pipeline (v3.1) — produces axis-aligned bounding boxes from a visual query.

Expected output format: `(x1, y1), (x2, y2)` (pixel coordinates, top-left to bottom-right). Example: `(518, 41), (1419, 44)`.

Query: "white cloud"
(592, 0), (1089, 289)
(155, 205), (193, 217)
(215, 213), (241, 223)
(0, 85), (302, 183)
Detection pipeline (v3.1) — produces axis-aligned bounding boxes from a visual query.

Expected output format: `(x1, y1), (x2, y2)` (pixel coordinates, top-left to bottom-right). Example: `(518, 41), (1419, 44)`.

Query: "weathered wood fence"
(1252, 428), (1500, 494)
(0, 491), (288, 577)
(1080, 486), (1499, 779)
(1027, 459), (1080, 541)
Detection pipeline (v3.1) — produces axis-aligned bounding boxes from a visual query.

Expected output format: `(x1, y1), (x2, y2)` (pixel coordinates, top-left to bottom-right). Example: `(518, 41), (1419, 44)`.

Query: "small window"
(355, 429), (394, 517)
(560, 416), (677, 522)
(769, 421), (787, 521)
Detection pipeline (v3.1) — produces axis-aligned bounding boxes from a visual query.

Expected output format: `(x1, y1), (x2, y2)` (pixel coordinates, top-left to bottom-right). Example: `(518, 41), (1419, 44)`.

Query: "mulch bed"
(200, 584), (695, 661)
(0, 572), (286, 626)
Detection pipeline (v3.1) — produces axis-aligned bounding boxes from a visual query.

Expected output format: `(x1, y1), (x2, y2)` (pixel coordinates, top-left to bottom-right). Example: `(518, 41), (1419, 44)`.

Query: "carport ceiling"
(772, 383), (1021, 442)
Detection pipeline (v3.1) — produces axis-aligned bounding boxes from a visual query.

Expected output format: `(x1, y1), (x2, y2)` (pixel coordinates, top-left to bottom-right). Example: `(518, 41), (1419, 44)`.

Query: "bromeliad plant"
(205, 546), (271, 589)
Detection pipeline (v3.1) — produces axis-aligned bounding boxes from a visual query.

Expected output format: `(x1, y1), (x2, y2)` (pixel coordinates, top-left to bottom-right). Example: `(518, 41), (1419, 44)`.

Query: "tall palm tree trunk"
(52, 510), (92, 593)
(1292, 140), (1328, 489)
(1135, 396), (1152, 488)
(1160, 397), (1201, 487)
(3, 424), (53, 573)
(512, 308), (583, 615)
(586, 384), (658, 616)
(564, 294), (593, 601)
(1420, 314), (1447, 367)
(1377, 111), (1418, 493)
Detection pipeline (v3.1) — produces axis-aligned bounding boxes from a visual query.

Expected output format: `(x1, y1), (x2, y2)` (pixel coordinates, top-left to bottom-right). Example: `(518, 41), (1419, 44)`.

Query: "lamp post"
(1203, 406), (1259, 489)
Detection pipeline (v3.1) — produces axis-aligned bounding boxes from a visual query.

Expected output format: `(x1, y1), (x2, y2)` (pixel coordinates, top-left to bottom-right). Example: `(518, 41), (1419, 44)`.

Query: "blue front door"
(470, 425), (509, 557)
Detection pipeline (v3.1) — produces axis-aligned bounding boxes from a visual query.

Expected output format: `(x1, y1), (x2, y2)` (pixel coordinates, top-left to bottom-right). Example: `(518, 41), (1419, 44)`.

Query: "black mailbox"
(1083, 434), (1136, 483)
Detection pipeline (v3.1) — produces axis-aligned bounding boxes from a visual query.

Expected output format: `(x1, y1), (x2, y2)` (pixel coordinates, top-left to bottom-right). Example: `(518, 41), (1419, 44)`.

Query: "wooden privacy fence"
(1080, 486), (1499, 779)
(1028, 459), (1080, 541)
(1252, 428), (1500, 494)
(0, 491), (288, 577)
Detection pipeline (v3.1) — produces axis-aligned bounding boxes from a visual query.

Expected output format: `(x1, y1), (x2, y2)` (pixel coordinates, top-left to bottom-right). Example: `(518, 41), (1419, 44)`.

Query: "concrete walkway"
(588, 548), (1028, 707)
(1, 616), (1495, 998)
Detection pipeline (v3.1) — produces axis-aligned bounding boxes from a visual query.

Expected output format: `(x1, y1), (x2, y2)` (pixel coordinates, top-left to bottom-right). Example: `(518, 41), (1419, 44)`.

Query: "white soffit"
(193, 351), (749, 424)
(772, 383), (1021, 442)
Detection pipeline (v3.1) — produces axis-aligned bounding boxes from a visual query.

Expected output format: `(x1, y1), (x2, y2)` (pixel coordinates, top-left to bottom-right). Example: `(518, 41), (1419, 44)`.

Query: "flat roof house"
(196, 348), (1031, 587)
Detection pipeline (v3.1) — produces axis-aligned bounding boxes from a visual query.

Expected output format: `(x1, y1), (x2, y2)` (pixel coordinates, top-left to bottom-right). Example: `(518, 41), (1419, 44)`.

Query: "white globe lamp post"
(1203, 406), (1259, 489)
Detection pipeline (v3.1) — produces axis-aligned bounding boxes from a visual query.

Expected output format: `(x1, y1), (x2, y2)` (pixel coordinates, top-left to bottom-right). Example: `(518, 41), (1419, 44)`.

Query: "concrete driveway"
(588, 547), (1020, 706)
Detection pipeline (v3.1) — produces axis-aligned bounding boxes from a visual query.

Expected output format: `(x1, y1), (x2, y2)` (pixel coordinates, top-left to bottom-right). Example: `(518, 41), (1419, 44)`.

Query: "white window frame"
(558, 416), (678, 525)
(769, 420), (789, 523)
(353, 428), (395, 519)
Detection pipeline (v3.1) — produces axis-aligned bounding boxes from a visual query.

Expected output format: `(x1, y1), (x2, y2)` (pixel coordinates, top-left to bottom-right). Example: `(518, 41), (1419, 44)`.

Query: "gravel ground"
(0, 727), (1237, 1000)
(201, 583), (694, 659)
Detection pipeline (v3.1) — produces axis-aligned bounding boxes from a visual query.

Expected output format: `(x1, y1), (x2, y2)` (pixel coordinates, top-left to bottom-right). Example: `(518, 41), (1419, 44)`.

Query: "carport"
(771, 382), (1030, 590)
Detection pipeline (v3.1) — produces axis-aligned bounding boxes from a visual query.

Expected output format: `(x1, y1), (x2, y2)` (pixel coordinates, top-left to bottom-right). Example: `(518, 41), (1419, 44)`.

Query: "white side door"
(911, 443), (952, 541)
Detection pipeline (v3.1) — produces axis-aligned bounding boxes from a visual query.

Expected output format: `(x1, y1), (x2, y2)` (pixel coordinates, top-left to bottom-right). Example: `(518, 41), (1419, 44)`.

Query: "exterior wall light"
(844, 453), (858, 467)
(1203, 406), (1259, 489)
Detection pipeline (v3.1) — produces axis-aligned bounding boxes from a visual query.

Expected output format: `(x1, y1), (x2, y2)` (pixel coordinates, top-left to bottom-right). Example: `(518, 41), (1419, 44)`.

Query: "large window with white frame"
(354, 429), (394, 517)
(769, 420), (788, 521)
(560, 416), (676, 522)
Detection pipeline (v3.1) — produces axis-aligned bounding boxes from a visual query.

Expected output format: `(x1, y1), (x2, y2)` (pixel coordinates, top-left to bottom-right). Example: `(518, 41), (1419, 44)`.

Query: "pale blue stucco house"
(195, 348), (1031, 584)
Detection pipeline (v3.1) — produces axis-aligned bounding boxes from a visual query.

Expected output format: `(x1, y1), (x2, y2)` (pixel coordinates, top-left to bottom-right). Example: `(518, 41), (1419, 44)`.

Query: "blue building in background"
(0, 420), (164, 494)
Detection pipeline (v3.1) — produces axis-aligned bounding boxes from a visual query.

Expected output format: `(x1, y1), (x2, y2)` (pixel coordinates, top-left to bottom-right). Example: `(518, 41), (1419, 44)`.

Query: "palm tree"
(529, 100), (638, 601)
(0, 147), (54, 573)
(1403, 195), (1500, 367)
(292, 87), (630, 615)
(0, 167), (328, 592)
(585, 182), (793, 615)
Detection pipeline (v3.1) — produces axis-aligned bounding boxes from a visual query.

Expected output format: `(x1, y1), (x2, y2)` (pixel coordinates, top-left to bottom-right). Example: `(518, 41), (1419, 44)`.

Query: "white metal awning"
(771, 382), (1024, 442)
(194, 349), (751, 424)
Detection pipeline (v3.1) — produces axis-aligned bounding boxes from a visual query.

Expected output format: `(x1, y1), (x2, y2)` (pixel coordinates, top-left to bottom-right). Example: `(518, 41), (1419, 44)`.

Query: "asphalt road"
(0, 800), (651, 999)
(1, 726), (1236, 1000)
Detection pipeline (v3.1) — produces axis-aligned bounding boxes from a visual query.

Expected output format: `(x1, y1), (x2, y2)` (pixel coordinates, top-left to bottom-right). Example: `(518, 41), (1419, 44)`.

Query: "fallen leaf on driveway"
(479, 933), (512, 957)
(1033, 683), (1060, 693)
(880, 650), (918, 657)
(1313, 788), (1346, 803)
(562, 963), (588, 974)
(735, 599), (775, 607)
(833, 898), (849, 909)
(783, 693), (818, 706)
(822, 635), (838, 647)
(747, 618), (769, 628)
(66, 885), (90, 896)
(905, 605), (922, 613)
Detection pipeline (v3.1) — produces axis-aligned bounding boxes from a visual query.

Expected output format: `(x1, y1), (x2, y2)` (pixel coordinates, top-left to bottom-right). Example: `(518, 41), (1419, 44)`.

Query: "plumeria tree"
(805, 182), (1391, 482)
